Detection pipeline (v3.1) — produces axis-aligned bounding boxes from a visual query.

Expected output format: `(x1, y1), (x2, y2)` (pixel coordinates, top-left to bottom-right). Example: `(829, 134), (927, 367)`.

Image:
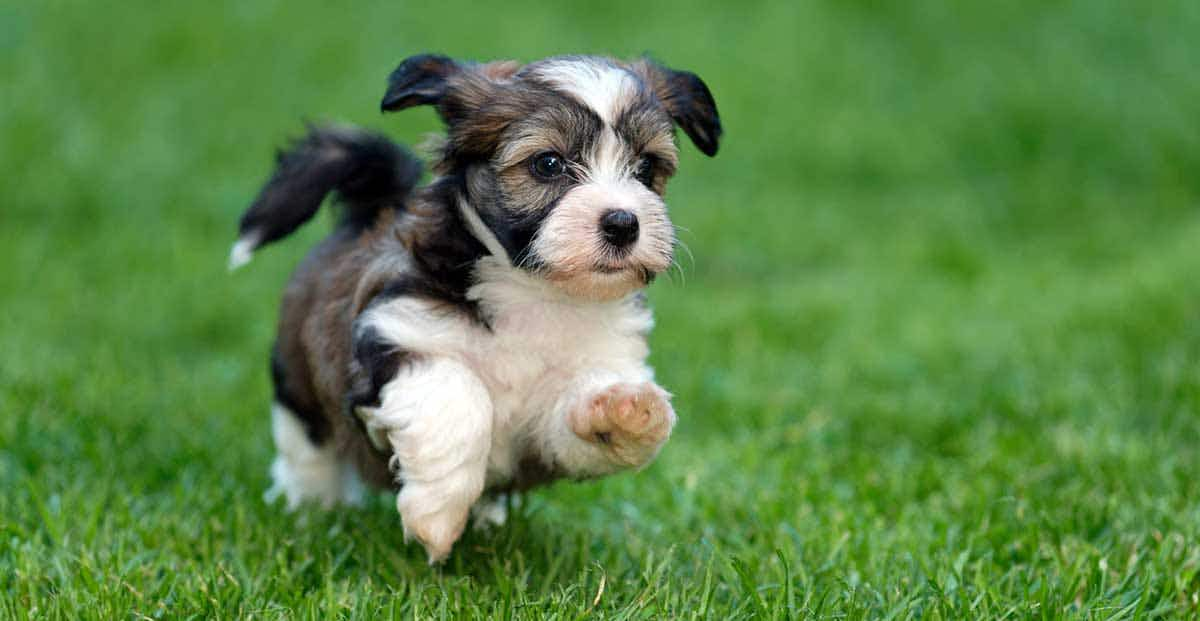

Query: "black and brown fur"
(234, 54), (722, 491)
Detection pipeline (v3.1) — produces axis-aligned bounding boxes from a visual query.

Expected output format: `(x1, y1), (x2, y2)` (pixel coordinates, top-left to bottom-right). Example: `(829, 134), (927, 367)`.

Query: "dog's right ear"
(380, 54), (461, 112)
(629, 58), (722, 157)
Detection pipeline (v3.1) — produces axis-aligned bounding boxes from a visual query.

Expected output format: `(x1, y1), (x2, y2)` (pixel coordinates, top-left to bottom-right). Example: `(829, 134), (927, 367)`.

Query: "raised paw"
(568, 382), (676, 468)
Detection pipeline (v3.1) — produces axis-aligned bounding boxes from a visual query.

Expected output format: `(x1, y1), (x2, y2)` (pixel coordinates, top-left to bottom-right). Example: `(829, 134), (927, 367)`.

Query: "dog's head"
(382, 54), (722, 300)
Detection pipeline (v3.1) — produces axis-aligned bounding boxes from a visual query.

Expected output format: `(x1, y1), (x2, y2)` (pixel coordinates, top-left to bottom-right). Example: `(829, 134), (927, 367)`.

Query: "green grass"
(3, 0), (1200, 618)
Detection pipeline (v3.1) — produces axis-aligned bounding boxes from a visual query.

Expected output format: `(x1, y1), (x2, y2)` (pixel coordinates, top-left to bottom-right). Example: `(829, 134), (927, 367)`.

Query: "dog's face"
(382, 55), (721, 300)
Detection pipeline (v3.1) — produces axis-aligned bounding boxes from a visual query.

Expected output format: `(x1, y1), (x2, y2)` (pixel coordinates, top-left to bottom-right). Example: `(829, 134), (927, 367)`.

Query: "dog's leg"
(536, 372), (677, 476)
(361, 357), (492, 563)
(265, 403), (365, 510)
(470, 493), (510, 531)
(567, 381), (676, 468)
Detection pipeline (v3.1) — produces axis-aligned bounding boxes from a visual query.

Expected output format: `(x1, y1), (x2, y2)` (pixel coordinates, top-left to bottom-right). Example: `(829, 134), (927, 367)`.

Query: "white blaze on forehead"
(536, 60), (640, 183)
(589, 128), (628, 182)
(534, 59), (658, 184)
(536, 59), (638, 126)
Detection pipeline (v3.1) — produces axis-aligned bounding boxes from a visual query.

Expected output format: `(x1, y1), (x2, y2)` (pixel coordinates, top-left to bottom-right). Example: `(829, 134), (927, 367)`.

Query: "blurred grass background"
(2, 0), (1199, 618)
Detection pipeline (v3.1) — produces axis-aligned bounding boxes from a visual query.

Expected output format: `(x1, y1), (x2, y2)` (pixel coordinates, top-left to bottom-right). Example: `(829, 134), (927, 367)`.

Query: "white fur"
(535, 60), (639, 182)
(360, 257), (655, 477)
(536, 60), (637, 126)
(524, 59), (677, 300)
(471, 494), (510, 531)
(227, 236), (258, 271)
(355, 257), (658, 559)
(588, 127), (630, 182)
(364, 356), (494, 563)
(457, 194), (511, 263)
(265, 403), (365, 509)
(529, 179), (674, 286)
(345, 61), (675, 559)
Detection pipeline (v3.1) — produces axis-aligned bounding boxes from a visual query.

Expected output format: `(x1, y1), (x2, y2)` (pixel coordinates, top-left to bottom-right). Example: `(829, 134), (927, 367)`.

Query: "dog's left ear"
(381, 54), (521, 121)
(629, 58), (723, 157)
(381, 54), (461, 112)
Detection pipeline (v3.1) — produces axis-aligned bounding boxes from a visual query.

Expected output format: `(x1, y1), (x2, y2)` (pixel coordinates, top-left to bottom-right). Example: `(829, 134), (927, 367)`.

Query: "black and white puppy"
(231, 54), (721, 562)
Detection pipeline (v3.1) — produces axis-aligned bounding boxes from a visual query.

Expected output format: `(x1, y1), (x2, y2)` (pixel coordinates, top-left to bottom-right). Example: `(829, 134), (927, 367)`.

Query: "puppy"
(231, 54), (721, 562)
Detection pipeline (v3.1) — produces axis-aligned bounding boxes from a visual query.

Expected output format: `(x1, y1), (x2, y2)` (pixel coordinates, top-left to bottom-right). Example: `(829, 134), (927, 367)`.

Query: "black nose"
(599, 209), (639, 247)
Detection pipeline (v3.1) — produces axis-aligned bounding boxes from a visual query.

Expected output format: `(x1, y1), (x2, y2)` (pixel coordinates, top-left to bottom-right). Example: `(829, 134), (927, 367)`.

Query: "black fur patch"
(345, 325), (411, 414)
(372, 273), (481, 324)
(270, 344), (330, 444)
(660, 70), (721, 157)
(344, 269), (487, 422)
(630, 58), (722, 157)
(403, 175), (492, 319)
(458, 88), (605, 270)
(491, 205), (556, 271)
(381, 54), (460, 112)
(472, 187), (560, 271)
(236, 126), (423, 251)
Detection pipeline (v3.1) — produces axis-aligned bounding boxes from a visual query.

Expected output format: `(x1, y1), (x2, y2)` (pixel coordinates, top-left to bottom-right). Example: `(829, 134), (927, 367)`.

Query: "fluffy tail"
(229, 125), (423, 270)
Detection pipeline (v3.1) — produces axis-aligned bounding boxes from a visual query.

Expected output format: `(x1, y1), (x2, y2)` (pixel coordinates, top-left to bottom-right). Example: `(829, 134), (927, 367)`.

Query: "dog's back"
(233, 126), (424, 492)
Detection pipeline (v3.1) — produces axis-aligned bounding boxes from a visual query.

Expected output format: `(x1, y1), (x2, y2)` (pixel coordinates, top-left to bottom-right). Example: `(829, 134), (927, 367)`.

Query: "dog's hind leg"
(264, 402), (365, 510)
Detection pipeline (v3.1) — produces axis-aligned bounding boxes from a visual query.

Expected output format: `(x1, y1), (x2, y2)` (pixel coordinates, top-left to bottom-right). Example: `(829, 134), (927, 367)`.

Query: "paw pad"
(570, 382), (676, 467)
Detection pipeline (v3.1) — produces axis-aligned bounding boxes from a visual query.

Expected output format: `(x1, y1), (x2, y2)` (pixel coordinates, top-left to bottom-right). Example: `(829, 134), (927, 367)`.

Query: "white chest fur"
(362, 258), (657, 483)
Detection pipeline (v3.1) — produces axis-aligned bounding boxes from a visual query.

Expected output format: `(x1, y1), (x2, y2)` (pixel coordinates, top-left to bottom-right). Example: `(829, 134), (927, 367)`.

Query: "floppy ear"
(381, 54), (461, 112)
(381, 55), (521, 125)
(630, 58), (723, 156)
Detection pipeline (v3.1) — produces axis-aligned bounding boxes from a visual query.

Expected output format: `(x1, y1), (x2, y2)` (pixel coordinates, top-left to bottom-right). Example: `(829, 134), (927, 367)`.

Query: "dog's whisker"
(673, 238), (696, 272)
(668, 257), (687, 288)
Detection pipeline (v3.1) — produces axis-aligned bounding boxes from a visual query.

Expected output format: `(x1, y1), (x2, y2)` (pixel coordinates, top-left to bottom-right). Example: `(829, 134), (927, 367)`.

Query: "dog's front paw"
(397, 481), (475, 564)
(568, 382), (676, 467)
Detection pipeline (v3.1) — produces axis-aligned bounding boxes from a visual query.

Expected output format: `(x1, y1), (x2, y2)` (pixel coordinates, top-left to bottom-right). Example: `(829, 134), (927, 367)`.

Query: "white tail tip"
(227, 237), (257, 271)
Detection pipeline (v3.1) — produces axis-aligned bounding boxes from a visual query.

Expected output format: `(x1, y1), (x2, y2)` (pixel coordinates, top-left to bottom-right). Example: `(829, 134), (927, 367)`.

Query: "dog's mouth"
(592, 262), (657, 284)
(541, 261), (659, 301)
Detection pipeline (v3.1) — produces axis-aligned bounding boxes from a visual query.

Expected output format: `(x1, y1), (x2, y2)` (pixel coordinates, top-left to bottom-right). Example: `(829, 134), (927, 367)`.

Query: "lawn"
(3, 1), (1200, 618)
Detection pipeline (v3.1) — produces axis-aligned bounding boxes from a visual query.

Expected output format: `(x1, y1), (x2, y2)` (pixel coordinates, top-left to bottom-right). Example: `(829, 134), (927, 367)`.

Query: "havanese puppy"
(231, 54), (721, 562)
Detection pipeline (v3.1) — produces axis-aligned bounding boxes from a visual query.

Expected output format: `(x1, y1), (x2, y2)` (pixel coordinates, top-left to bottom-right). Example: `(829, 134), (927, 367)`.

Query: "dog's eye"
(635, 157), (655, 187)
(530, 152), (566, 180)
